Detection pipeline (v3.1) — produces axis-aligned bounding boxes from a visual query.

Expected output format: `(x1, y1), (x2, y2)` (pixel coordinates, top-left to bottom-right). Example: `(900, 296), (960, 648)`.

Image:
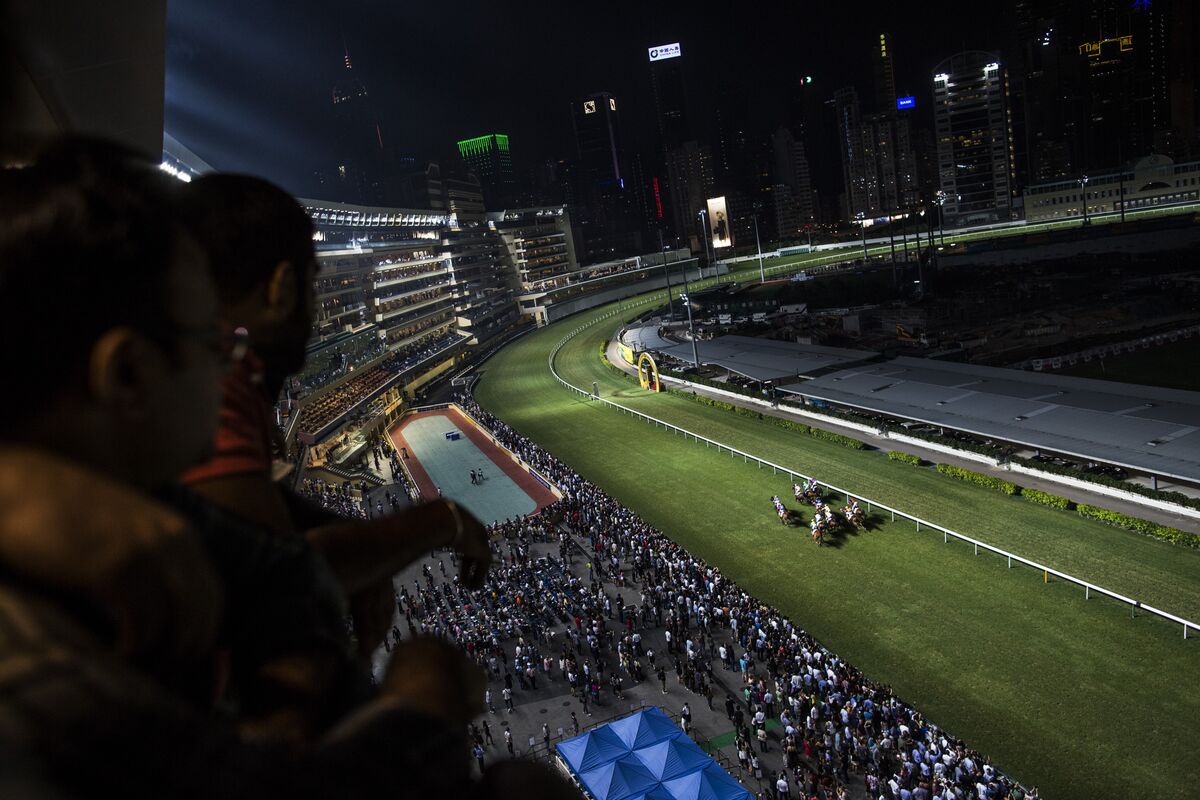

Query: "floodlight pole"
(754, 215), (765, 283)
(857, 212), (868, 261)
(659, 229), (675, 321)
(681, 292), (700, 367)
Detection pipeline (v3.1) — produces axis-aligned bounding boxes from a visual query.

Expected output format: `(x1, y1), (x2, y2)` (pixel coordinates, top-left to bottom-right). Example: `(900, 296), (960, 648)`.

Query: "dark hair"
(0, 137), (192, 428)
(178, 173), (314, 304)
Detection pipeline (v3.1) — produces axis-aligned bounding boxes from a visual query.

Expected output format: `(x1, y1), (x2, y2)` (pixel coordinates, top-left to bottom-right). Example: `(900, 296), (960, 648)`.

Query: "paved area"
(372, 526), (868, 800)
(389, 409), (555, 524)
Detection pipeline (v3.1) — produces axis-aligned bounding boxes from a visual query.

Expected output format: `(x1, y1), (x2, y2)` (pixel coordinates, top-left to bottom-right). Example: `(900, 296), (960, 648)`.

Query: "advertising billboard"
(896, 95), (915, 109)
(706, 196), (733, 249)
(648, 42), (682, 62)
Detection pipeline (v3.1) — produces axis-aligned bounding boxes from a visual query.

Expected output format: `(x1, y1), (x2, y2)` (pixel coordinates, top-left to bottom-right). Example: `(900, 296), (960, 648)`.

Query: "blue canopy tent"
(632, 737), (712, 783)
(578, 756), (660, 800)
(555, 708), (752, 800)
(661, 763), (753, 800)
(557, 724), (630, 774)
(608, 707), (684, 750)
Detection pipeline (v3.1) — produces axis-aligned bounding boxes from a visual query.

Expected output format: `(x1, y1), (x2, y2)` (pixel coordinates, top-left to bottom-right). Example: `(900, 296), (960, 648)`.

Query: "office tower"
(456, 134), (518, 209)
(330, 44), (385, 205)
(771, 126), (814, 223)
(933, 52), (1017, 224)
(874, 33), (897, 113)
(665, 141), (715, 248)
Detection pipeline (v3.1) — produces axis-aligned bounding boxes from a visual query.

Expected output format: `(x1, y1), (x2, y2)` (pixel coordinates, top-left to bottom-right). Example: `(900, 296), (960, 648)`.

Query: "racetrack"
(474, 295), (1200, 800)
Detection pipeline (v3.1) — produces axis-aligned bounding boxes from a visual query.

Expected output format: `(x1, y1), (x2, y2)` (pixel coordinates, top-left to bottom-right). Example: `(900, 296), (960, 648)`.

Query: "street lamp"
(753, 214), (765, 283)
(935, 190), (948, 246)
(856, 212), (868, 262)
(698, 209), (713, 279)
(658, 229), (675, 322)
(679, 291), (700, 367)
(1079, 175), (1091, 226)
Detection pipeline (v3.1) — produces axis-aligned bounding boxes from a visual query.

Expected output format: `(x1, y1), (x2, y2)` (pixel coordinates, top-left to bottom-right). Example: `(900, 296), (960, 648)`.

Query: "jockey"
(850, 498), (860, 514)
(823, 506), (834, 524)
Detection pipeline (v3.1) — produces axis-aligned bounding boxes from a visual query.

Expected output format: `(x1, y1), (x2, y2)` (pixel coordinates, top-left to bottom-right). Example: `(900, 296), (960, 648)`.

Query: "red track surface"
(388, 407), (558, 512)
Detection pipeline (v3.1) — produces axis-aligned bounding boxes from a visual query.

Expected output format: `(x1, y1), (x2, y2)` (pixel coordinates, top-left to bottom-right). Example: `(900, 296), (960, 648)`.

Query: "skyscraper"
(648, 42), (690, 151)
(665, 141), (714, 249)
(933, 52), (1017, 225)
(648, 41), (690, 240)
(330, 44), (385, 205)
(873, 33), (897, 113)
(456, 134), (517, 210)
(1013, 0), (1083, 182)
(1077, 0), (1170, 169)
(835, 85), (916, 219)
(771, 126), (814, 224)
(573, 92), (624, 189)
(571, 92), (640, 260)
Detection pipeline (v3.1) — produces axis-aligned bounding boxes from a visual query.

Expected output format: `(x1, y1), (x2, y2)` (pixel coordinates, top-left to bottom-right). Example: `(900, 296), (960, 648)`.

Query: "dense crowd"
(294, 333), (463, 436)
(290, 336), (387, 397)
(440, 395), (1039, 800)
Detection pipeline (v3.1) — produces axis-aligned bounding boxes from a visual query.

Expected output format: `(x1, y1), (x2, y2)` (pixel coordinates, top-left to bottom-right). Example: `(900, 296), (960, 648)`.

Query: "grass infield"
(475, 299), (1199, 800)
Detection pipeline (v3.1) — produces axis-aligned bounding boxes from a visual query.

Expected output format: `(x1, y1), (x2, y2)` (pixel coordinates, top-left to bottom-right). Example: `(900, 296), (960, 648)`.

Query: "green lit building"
(457, 134), (518, 209)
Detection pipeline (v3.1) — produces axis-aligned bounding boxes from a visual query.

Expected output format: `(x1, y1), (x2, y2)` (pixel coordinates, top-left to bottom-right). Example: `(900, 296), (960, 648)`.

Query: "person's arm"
(305, 499), (492, 594)
(189, 473), (295, 537)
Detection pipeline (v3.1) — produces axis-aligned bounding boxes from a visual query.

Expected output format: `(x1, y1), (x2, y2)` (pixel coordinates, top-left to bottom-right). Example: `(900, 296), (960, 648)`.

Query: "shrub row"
(1021, 488), (1072, 510)
(935, 463), (1020, 495)
(887, 451), (922, 466)
(1011, 456), (1200, 512)
(1076, 504), (1200, 548)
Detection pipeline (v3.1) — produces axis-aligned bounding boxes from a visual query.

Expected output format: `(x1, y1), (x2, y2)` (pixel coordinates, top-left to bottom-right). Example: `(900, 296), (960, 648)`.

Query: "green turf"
(1057, 338), (1200, 393)
(474, 297), (1199, 800)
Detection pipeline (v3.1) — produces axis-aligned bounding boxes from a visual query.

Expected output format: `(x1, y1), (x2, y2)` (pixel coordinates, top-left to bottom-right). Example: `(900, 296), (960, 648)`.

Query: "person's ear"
(265, 260), (298, 321)
(88, 327), (157, 414)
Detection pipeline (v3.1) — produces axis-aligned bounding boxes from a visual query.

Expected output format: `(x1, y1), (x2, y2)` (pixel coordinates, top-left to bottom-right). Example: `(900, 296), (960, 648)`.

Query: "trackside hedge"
(1021, 488), (1072, 510)
(936, 463), (1020, 495)
(888, 451), (922, 466)
(1076, 505), (1200, 548)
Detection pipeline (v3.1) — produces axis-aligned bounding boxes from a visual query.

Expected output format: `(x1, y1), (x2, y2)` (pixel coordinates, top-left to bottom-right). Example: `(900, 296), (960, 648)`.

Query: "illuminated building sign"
(1079, 35), (1133, 57)
(897, 96), (915, 109)
(609, 97), (617, 111)
(653, 176), (663, 219)
(583, 100), (596, 114)
(648, 42), (682, 62)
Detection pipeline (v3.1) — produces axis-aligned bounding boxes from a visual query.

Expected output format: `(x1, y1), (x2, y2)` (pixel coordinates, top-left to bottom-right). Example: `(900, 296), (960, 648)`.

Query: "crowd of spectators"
(294, 332), (463, 437)
(430, 395), (1040, 800)
(296, 366), (399, 436)
(289, 336), (387, 398)
(298, 477), (369, 520)
(376, 286), (451, 319)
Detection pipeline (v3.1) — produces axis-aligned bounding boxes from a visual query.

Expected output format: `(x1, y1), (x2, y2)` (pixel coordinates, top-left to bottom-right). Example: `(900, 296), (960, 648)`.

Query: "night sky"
(166, 0), (1009, 198)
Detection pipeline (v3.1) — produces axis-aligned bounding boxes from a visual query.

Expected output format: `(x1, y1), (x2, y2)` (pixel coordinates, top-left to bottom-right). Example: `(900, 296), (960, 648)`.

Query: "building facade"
(1023, 153), (1200, 222)
(933, 51), (1017, 225)
(457, 134), (518, 209)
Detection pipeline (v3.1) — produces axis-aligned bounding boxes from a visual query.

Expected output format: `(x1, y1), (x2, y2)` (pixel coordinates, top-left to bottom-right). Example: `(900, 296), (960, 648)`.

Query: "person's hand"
(441, 500), (492, 589)
(350, 577), (395, 659)
(381, 637), (484, 724)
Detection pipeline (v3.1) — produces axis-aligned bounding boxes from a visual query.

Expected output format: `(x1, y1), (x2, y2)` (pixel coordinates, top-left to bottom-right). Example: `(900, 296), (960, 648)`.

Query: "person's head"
(0, 136), (229, 486)
(178, 174), (316, 392)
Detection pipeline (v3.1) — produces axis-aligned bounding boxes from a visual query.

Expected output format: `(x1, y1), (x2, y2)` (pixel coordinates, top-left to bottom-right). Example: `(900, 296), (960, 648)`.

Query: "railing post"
(1085, 585), (1089, 600)
(974, 542), (978, 555)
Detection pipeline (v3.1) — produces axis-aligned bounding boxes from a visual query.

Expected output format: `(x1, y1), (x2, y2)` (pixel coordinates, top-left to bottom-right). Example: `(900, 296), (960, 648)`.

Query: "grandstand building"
(1023, 154), (1200, 223)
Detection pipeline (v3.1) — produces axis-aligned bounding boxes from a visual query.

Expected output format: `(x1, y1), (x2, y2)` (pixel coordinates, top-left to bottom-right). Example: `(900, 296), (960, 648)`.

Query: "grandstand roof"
(649, 335), (878, 381)
(780, 357), (1200, 482)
